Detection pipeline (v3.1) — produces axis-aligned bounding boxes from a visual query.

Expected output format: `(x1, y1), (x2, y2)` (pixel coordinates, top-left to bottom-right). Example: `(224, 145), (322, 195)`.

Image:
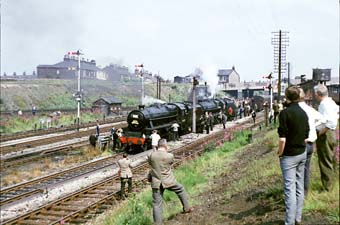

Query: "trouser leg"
(316, 130), (336, 191)
(120, 178), (126, 198)
(166, 183), (190, 212)
(295, 153), (306, 223)
(304, 143), (313, 195)
(127, 178), (132, 193)
(280, 152), (306, 225)
(152, 187), (164, 224)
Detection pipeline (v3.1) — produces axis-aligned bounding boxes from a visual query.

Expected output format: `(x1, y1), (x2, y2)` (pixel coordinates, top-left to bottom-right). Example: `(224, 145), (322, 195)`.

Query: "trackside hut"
(92, 96), (123, 116)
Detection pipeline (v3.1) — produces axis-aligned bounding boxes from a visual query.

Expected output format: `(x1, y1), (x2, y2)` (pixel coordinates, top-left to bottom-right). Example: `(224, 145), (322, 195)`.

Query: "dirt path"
(163, 131), (332, 225)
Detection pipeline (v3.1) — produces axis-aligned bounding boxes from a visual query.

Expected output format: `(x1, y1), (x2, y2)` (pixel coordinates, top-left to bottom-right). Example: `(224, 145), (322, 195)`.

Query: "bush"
(113, 198), (152, 225)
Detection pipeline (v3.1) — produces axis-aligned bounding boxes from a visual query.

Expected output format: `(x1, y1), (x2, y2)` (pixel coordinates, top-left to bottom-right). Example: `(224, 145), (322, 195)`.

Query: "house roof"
(38, 58), (100, 71)
(218, 69), (233, 76)
(100, 96), (122, 104)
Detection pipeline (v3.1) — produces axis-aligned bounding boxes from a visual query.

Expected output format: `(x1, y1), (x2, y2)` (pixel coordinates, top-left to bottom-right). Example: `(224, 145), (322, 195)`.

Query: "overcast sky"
(1, 0), (339, 82)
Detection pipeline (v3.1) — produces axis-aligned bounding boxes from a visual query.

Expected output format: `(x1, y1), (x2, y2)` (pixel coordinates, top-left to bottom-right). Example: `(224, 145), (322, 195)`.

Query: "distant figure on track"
(251, 110), (256, 124)
(96, 120), (100, 137)
(150, 130), (161, 151)
(171, 122), (180, 141)
(219, 111), (227, 129)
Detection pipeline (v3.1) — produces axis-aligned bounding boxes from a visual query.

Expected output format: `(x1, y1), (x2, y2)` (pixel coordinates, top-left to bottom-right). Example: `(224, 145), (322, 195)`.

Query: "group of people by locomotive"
(277, 84), (338, 225)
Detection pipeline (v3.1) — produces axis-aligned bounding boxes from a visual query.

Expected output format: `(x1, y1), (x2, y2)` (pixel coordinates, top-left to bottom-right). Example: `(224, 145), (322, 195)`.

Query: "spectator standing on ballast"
(150, 130), (161, 151)
(251, 110), (256, 124)
(314, 84), (339, 192)
(147, 139), (192, 224)
(208, 112), (214, 131)
(96, 120), (100, 137)
(219, 111), (227, 129)
(273, 100), (280, 124)
(204, 113), (210, 134)
(298, 88), (323, 197)
(111, 127), (118, 151)
(118, 153), (133, 199)
(277, 86), (309, 225)
(32, 105), (37, 116)
(171, 122), (180, 141)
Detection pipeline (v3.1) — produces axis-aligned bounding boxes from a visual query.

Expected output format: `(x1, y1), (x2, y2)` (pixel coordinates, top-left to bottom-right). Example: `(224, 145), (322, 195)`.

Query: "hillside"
(0, 79), (192, 111)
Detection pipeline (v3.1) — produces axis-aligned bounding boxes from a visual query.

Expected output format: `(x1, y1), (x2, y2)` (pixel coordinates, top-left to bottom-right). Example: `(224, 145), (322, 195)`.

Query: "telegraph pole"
(272, 30), (289, 100)
(0, 0), (2, 76)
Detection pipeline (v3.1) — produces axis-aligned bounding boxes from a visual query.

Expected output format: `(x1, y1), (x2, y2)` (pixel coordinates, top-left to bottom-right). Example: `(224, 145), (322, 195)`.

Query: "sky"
(1, 0), (339, 82)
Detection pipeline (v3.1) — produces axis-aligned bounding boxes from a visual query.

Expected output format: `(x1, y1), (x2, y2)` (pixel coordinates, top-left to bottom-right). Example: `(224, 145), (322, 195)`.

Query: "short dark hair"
(123, 153), (128, 158)
(285, 86), (300, 102)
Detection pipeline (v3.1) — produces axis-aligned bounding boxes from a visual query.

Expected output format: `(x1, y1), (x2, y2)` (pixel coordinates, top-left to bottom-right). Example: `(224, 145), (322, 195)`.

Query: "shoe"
(182, 207), (193, 214)
(295, 221), (302, 225)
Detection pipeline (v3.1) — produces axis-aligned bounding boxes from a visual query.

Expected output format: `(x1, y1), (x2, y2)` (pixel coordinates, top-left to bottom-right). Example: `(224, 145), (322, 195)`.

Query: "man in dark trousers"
(277, 86), (309, 225)
(118, 153), (133, 199)
(111, 127), (118, 151)
(314, 84), (339, 192)
(219, 111), (227, 129)
(251, 110), (256, 124)
(148, 139), (192, 224)
(96, 120), (100, 137)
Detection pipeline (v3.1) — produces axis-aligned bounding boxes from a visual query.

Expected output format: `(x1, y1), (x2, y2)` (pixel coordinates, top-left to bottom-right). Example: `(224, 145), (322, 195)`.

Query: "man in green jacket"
(148, 139), (192, 224)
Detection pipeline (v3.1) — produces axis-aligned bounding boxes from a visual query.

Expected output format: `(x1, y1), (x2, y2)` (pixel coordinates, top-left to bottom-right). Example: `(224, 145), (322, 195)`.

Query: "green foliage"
(0, 79), (191, 111)
(204, 142), (216, 152)
(12, 95), (26, 109)
(113, 198), (152, 225)
(0, 112), (104, 134)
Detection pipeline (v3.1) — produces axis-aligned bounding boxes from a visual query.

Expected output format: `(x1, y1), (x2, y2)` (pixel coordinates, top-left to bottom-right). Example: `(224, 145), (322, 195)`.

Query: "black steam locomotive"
(119, 98), (237, 152)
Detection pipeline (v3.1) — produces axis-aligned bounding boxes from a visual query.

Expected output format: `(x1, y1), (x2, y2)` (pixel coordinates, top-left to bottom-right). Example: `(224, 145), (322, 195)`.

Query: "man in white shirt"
(171, 122), (180, 141)
(150, 130), (161, 151)
(298, 88), (323, 196)
(314, 84), (339, 191)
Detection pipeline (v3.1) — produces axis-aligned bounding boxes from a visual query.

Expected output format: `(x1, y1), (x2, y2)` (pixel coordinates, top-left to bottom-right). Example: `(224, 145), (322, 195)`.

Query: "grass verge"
(91, 128), (339, 225)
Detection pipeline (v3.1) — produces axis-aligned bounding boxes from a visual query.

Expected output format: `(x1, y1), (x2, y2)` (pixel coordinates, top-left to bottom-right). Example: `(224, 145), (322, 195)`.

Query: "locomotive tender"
(119, 98), (237, 152)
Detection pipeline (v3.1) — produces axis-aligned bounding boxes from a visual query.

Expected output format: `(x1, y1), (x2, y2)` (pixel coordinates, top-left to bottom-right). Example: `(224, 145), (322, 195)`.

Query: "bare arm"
(277, 137), (286, 156)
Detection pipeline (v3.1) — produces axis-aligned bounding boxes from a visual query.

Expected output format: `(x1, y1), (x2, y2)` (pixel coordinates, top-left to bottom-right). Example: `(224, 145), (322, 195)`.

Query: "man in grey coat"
(148, 139), (192, 224)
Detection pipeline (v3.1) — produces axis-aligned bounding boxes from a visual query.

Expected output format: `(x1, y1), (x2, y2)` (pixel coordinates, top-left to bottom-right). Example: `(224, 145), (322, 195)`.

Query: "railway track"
(0, 117), (126, 143)
(1, 115), (265, 224)
(0, 121), (127, 158)
(0, 154), (123, 207)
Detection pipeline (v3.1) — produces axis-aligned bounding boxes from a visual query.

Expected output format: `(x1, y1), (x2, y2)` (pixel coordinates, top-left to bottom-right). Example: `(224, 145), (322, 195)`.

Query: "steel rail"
(2, 116), (265, 225)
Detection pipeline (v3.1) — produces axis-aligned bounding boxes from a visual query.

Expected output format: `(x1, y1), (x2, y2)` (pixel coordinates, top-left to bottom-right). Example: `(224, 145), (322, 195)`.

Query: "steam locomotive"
(119, 98), (237, 152)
